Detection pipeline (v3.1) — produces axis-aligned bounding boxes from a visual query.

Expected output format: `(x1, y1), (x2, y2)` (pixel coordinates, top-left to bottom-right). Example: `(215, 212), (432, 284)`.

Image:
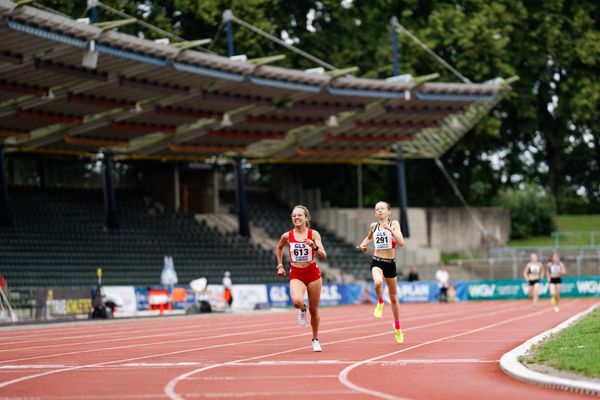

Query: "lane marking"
(338, 300), (581, 400)
(0, 304), (481, 389)
(188, 374), (340, 380)
(0, 306), (461, 364)
(0, 312), (365, 351)
(163, 302), (528, 399)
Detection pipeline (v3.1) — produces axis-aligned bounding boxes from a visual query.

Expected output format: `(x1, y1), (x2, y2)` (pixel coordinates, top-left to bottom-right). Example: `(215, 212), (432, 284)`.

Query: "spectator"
(222, 271), (233, 307)
(407, 267), (419, 282)
(436, 266), (450, 303)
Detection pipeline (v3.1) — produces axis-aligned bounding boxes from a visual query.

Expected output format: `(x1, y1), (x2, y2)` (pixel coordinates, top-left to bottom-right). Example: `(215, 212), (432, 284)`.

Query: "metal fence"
(448, 249), (600, 280)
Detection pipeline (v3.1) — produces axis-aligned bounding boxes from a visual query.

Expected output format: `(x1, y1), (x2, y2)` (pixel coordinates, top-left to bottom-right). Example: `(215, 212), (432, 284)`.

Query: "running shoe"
(394, 328), (404, 344)
(550, 297), (556, 305)
(554, 306), (560, 313)
(298, 308), (307, 326)
(373, 302), (384, 318)
(312, 338), (322, 352)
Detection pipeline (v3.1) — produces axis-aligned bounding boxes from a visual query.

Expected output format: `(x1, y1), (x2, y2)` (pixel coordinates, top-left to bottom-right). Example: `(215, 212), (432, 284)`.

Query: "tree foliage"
(493, 183), (556, 238)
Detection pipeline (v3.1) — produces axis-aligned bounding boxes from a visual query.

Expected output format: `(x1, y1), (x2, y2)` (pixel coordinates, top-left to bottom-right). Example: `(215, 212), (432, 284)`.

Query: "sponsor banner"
(102, 286), (137, 315)
(34, 287), (92, 319)
(231, 285), (268, 310)
(465, 276), (600, 300)
(201, 284), (269, 310)
(135, 285), (270, 312)
(267, 283), (366, 307)
(135, 287), (195, 311)
(367, 281), (462, 303)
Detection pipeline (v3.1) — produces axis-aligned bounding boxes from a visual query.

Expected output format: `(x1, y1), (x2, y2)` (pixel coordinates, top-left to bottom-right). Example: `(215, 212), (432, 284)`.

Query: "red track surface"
(0, 299), (597, 399)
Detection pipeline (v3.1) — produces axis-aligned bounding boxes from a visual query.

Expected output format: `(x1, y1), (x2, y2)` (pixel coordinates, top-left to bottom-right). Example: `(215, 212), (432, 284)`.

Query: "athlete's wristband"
(313, 246), (319, 252)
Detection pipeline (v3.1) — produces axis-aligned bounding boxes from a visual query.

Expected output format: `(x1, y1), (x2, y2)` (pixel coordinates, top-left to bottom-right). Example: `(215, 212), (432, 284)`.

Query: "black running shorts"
(370, 256), (397, 278)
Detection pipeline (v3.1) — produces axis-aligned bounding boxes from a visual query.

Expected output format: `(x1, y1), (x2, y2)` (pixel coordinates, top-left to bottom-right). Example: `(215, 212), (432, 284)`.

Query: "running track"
(0, 299), (597, 399)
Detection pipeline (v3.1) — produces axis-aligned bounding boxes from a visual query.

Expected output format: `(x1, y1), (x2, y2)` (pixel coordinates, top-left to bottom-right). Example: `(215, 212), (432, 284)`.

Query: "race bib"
(290, 242), (313, 262)
(374, 230), (392, 250)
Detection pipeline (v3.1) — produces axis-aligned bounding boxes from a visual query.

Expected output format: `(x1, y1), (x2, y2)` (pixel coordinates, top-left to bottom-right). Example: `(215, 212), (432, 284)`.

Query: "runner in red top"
(276, 205), (327, 352)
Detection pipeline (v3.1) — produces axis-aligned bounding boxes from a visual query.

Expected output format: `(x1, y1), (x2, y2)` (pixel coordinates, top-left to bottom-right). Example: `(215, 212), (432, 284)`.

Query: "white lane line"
(181, 389), (360, 398)
(0, 302), (513, 391)
(163, 302), (528, 400)
(0, 307), (455, 389)
(0, 364), (68, 369)
(0, 359), (497, 371)
(0, 312), (373, 364)
(337, 300), (581, 400)
(0, 305), (460, 364)
(0, 311), (363, 350)
(188, 374), (340, 380)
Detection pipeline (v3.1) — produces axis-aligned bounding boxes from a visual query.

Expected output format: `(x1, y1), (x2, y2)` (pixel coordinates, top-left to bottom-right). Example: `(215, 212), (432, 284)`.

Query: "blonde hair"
(291, 205), (311, 227)
(375, 201), (391, 210)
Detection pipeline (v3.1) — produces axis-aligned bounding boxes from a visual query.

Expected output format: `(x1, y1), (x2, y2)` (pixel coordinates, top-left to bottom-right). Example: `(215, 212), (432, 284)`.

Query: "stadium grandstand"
(0, 0), (515, 290)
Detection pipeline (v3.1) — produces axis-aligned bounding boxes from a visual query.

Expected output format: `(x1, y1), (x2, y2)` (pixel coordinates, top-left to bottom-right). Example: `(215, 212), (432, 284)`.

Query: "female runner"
(546, 253), (566, 312)
(359, 201), (406, 344)
(523, 253), (544, 310)
(276, 205), (327, 352)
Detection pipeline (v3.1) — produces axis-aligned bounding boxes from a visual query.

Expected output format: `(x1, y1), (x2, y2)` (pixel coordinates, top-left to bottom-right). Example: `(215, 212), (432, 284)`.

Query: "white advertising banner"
(103, 286), (137, 315)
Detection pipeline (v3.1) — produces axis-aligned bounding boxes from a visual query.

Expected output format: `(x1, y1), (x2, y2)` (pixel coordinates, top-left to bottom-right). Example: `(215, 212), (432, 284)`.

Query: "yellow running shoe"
(373, 302), (383, 318)
(395, 329), (404, 344)
(554, 306), (559, 312)
(550, 296), (556, 305)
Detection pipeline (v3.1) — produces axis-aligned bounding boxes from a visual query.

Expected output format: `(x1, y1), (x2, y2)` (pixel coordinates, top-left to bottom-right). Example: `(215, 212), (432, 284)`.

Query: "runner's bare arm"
(276, 232), (289, 276)
(359, 223), (376, 252)
(312, 230), (327, 260)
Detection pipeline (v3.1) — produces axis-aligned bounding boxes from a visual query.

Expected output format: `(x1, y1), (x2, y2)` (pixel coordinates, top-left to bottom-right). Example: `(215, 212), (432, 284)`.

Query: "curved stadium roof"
(0, 0), (514, 163)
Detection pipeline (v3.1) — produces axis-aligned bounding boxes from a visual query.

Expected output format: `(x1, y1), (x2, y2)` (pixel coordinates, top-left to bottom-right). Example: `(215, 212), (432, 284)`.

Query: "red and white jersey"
(288, 228), (314, 263)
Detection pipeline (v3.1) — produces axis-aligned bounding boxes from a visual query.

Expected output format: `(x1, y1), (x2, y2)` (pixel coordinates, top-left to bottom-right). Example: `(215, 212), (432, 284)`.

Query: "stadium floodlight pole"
(234, 155), (251, 238)
(0, 142), (14, 227)
(391, 16), (399, 76)
(223, 10), (234, 57)
(395, 148), (410, 238)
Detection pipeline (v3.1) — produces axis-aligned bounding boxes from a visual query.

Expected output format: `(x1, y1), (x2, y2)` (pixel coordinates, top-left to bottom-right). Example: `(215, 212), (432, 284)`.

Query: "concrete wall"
(314, 207), (510, 260)
(179, 167), (218, 213)
(428, 207), (510, 253)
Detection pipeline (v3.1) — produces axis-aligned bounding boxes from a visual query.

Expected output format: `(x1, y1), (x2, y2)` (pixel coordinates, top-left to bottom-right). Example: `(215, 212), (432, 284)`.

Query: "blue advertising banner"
(266, 283), (366, 307)
(365, 281), (471, 303)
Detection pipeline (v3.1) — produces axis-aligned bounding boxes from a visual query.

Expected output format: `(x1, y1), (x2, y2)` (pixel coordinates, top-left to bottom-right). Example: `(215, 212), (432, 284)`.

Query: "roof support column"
(234, 155), (250, 238)
(89, 0), (99, 23)
(391, 16), (400, 76)
(224, 10), (234, 57)
(0, 143), (13, 227)
(357, 163), (363, 209)
(396, 150), (410, 238)
(102, 151), (119, 231)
